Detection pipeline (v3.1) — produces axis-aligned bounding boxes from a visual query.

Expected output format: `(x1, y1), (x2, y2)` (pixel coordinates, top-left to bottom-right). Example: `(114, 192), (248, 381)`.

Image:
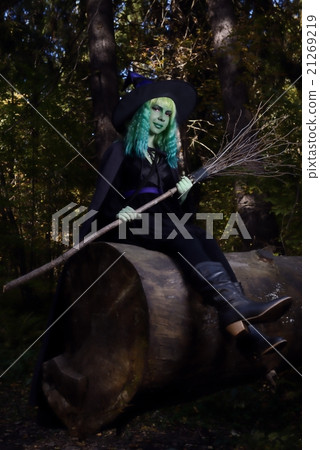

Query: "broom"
(3, 105), (298, 293)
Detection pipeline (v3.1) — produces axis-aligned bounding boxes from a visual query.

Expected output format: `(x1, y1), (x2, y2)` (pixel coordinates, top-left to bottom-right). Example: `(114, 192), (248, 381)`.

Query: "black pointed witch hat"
(112, 71), (197, 131)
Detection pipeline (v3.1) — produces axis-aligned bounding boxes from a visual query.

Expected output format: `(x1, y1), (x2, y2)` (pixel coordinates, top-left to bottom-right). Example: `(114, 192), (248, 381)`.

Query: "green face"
(149, 100), (173, 136)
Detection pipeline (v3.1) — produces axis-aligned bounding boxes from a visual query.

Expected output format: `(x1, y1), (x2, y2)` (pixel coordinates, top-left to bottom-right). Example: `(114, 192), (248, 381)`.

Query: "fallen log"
(41, 242), (301, 437)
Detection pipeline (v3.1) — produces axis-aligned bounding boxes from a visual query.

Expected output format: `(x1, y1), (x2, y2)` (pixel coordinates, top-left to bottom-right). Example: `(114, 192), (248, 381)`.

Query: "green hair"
(124, 97), (179, 168)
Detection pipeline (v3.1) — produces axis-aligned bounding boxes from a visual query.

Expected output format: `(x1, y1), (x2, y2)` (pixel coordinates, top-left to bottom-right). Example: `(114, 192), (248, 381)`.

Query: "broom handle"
(2, 186), (180, 293)
(3, 165), (210, 293)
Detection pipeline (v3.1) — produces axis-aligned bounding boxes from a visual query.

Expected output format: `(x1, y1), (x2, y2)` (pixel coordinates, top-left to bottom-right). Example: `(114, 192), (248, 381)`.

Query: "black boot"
(194, 261), (292, 336)
(237, 324), (287, 360)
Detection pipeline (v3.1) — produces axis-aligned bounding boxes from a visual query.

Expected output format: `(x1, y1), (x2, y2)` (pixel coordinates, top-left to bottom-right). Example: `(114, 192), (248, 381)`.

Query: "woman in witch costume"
(80, 72), (292, 357)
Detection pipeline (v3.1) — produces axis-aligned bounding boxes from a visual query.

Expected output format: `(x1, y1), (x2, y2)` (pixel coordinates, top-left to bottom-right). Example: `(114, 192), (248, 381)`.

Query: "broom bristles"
(189, 103), (299, 182)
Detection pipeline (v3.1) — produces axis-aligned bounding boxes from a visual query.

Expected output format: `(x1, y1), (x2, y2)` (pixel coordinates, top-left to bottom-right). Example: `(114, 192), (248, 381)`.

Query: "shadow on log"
(42, 242), (301, 437)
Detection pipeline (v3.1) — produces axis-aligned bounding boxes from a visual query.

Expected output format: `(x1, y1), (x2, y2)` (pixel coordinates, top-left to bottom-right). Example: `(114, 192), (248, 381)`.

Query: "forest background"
(0, 0), (301, 448)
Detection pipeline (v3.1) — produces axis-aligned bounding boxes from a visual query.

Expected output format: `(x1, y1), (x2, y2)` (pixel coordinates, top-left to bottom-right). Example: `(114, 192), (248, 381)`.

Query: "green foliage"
(1, 0), (96, 280)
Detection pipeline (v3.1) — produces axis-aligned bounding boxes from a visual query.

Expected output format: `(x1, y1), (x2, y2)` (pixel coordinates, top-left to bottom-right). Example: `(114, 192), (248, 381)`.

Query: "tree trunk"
(206, 0), (252, 135)
(86, 0), (119, 163)
(42, 242), (301, 437)
(206, 0), (282, 249)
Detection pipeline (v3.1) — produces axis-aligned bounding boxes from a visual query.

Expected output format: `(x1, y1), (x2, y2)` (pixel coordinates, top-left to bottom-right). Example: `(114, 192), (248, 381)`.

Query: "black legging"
(105, 222), (237, 283)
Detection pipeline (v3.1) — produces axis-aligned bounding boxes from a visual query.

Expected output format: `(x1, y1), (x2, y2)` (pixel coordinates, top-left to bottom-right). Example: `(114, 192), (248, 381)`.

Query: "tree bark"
(86, 0), (119, 163)
(206, 0), (282, 250)
(41, 242), (301, 437)
(206, 0), (252, 135)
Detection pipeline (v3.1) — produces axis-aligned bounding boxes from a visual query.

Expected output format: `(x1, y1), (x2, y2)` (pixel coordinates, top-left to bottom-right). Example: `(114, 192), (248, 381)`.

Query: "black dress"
(89, 144), (236, 281)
